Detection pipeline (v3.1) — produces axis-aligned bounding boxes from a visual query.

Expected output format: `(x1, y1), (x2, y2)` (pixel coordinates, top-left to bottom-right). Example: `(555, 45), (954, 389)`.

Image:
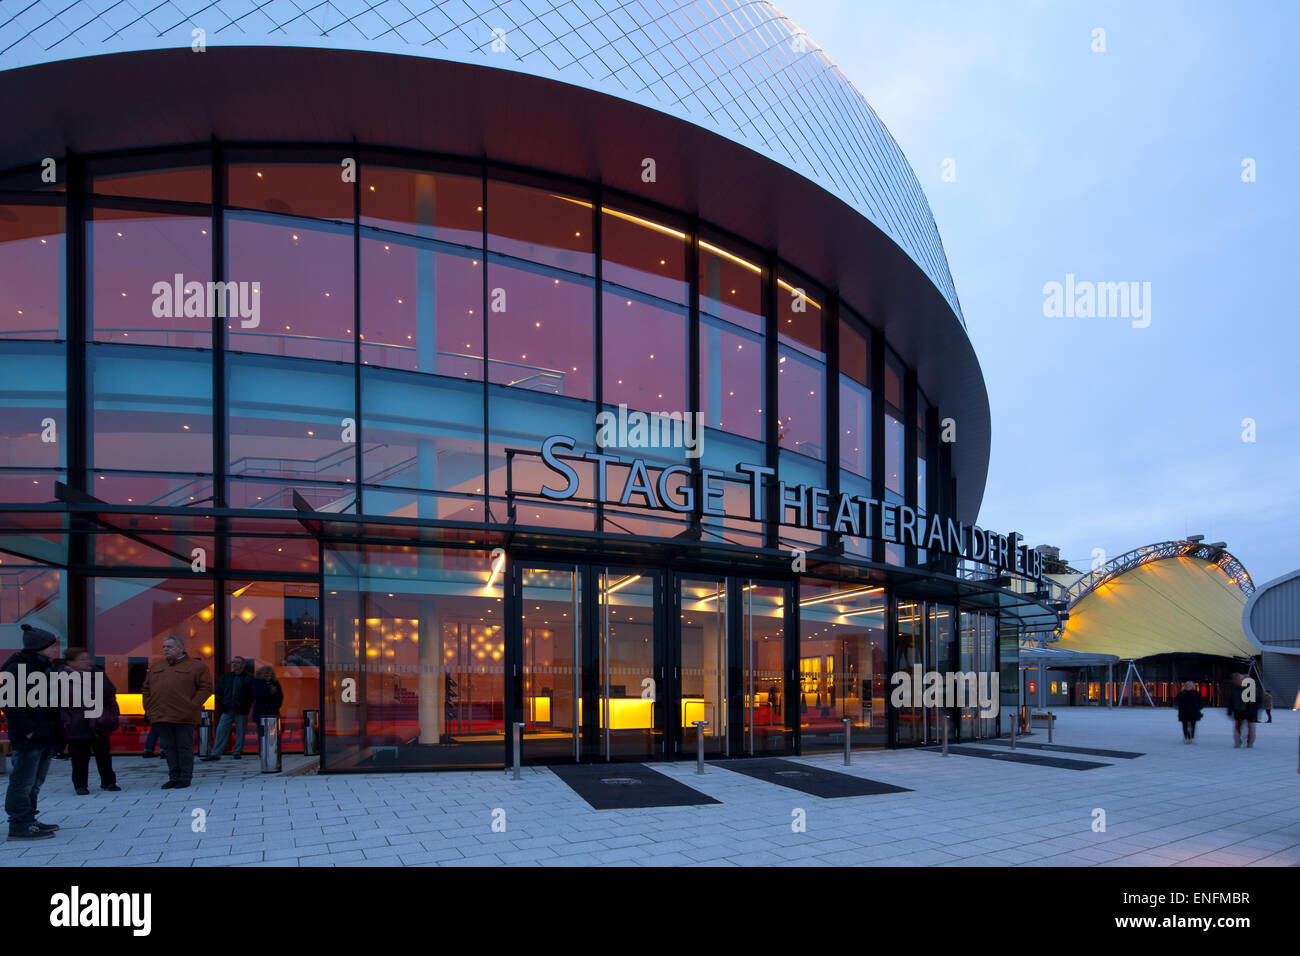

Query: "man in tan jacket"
(142, 635), (213, 790)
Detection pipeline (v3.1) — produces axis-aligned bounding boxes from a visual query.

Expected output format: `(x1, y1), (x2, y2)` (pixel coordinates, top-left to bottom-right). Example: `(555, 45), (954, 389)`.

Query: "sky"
(777, 0), (1299, 584)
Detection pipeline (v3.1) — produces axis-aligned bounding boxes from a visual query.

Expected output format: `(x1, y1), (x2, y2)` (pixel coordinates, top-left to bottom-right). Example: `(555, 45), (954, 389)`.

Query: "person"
(59, 648), (121, 794)
(141, 635), (213, 790)
(1174, 680), (1203, 743)
(251, 665), (284, 724)
(1264, 689), (1274, 723)
(1226, 673), (1261, 749)
(201, 656), (254, 762)
(3, 624), (63, 841)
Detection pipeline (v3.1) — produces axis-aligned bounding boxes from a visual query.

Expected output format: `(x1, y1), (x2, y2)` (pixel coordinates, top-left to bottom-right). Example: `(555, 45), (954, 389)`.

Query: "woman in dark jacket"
(60, 648), (121, 793)
(1174, 680), (1203, 743)
(251, 665), (284, 722)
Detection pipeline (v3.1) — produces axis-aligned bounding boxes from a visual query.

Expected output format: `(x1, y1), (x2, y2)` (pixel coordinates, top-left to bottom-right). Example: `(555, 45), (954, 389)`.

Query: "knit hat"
(20, 623), (58, 652)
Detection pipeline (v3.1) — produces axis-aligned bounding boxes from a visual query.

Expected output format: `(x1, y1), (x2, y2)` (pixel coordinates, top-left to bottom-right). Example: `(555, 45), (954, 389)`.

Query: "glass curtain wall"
(1, 151), (951, 566)
(776, 268), (825, 552)
(838, 313), (871, 559)
(697, 232), (765, 547)
(485, 179), (597, 530)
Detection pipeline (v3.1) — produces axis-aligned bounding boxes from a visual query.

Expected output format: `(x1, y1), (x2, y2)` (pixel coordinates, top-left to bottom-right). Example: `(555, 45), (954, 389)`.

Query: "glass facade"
(0, 149), (1018, 770)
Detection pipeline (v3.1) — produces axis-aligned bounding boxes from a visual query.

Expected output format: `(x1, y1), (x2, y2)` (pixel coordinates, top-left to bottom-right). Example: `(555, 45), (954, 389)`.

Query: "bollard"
(843, 718), (852, 765)
(692, 720), (708, 774)
(1009, 708), (1016, 750)
(302, 709), (320, 756)
(1048, 711), (1054, 744)
(198, 710), (212, 757)
(942, 713), (949, 756)
(259, 716), (282, 773)
(512, 721), (524, 780)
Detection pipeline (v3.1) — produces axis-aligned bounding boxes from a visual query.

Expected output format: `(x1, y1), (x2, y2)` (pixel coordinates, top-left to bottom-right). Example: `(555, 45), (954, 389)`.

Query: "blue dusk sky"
(779, 0), (1299, 583)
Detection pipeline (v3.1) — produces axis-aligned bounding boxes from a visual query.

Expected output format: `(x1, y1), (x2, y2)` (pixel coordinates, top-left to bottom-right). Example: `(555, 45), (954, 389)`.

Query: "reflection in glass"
(90, 210), (210, 347)
(0, 204), (64, 339)
(228, 164), (351, 222)
(489, 261), (594, 399)
(602, 291), (686, 414)
(0, 343), (65, 501)
(225, 214), (353, 361)
(89, 345), (212, 505)
(226, 355), (355, 510)
(700, 314), (763, 442)
(361, 236), (483, 378)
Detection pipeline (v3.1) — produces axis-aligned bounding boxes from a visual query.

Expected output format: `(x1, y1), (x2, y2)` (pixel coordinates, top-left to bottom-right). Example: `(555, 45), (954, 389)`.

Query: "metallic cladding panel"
(1247, 570), (1300, 650)
(0, 0), (963, 323)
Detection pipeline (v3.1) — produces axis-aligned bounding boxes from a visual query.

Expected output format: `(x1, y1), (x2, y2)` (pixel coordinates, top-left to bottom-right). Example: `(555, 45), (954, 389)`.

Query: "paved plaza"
(3, 707), (1298, 867)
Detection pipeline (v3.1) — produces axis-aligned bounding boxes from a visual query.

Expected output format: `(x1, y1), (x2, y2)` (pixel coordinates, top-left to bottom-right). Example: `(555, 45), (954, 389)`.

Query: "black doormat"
(925, 745), (1110, 770)
(715, 758), (911, 797)
(549, 763), (720, 810)
(976, 738), (1144, 759)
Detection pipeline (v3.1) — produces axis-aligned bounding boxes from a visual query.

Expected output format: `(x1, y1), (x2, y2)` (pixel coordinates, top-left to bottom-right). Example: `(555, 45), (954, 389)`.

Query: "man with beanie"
(3, 623), (63, 840)
(142, 635), (213, 789)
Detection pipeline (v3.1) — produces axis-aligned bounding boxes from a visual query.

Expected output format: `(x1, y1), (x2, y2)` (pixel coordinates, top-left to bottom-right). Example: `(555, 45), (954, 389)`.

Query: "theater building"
(0, 0), (1059, 770)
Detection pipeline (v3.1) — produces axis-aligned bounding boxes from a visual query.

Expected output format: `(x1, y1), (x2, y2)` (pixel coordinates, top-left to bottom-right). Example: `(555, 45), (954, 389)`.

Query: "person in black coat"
(201, 656), (255, 761)
(1174, 680), (1203, 743)
(251, 666), (284, 719)
(3, 624), (63, 840)
(59, 648), (122, 794)
(1226, 673), (1260, 748)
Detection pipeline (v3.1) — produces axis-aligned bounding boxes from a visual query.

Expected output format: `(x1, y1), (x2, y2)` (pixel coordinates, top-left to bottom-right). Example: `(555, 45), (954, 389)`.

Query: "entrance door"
(596, 568), (664, 760)
(518, 565), (581, 761)
(740, 580), (793, 755)
(677, 576), (728, 758)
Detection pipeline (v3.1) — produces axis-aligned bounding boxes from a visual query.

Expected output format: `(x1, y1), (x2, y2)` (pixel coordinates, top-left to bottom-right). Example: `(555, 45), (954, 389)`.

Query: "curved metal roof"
(1056, 556), (1256, 660)
(0, 0), (963, 323)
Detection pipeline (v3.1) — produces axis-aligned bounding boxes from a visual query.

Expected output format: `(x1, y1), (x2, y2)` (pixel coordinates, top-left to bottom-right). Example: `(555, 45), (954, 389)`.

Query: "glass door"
(597, 568), (664, 760)
(741, 580), (791, 755)
(519, 565), (581, 762)
(893, 598), (925, 744)
(678, 576), (727, 758)
(928, 603), (956, 744)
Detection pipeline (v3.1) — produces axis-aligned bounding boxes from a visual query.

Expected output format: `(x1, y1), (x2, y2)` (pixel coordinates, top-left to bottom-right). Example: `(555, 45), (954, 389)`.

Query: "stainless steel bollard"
(259, 716), (282, 773)
(302, 709), (320, 756)
(198, 710), (212, 756)
(512, 721), (524, 780)
(843, 718), (852, 765)
(1009, 708), (1016, 750)
(942, 713), (949, 756)
(1048, 711), (1054, 743)
(692, 720), (708, 774)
